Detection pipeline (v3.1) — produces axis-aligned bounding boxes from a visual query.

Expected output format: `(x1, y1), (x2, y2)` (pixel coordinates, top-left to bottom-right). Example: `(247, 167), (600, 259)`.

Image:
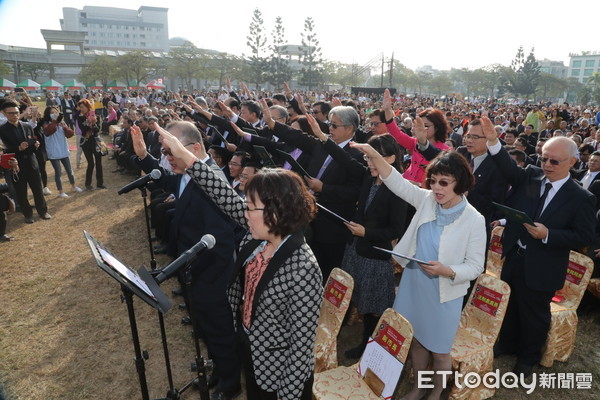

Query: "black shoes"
(24, 217), (34, 224)
(210, 385), (241, 400)
(97, 185), (107, 189)
(181, 316), (192, 325)
(513, 362), (534, 378)
(154, 244), (168, 254)
(172, 287), (183, 296)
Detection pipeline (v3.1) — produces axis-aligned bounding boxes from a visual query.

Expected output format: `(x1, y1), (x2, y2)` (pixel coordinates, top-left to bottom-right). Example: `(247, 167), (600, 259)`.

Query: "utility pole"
(380, 53), (384, 87)
(389, 52), (394, 87)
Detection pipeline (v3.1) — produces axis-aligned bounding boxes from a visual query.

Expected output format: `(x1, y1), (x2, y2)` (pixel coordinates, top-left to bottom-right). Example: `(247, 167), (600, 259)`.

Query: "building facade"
(568, 52), (600, 84)
(60, 6), (169, 52)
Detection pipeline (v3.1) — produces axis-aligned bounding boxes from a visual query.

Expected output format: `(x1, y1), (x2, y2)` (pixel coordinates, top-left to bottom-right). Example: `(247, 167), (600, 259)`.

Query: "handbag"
(95, 137), (108, 156)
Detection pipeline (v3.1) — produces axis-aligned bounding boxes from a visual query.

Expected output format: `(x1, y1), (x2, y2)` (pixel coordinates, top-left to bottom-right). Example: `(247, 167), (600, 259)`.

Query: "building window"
(572, 60), (582, 68)
(100, 32), (105, 37)
(92, 40), (97, 44)
(140, 34), (145, 38)
(584, 69), (593, 77)
(117, 33), (122, 38)
(91, 32), (96, 36)
(572, 69), (580, 76)
(125, 26), (129, 30)
(585, 60), (595, 68)
(124, 34), (129, 38)
(81, 23), (87, 27)
(141, 42), (146, 47)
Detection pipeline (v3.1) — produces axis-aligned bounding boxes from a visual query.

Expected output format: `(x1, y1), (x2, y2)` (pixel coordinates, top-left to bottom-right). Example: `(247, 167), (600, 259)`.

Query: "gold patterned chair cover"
(450, 274), (511, 400)
(540, 251), (594, 367)
(314, 268), (354, 373)
(587, 278), (600, 299)
(313, 308), (414, 399)
(485, 226), (504, 278)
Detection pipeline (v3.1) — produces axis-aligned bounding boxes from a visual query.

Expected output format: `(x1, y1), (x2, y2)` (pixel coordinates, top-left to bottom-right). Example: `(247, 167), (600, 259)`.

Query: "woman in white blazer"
(351, 143), (486, 400)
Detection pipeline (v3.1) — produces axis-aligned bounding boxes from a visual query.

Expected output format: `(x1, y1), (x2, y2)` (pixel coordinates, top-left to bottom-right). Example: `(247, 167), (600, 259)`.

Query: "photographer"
(0, 100), (50, 223)
(41, 106), (82, 197)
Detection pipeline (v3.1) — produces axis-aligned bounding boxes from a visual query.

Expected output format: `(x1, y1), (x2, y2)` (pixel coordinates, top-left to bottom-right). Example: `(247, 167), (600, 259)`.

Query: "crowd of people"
(1, 81), (600, 399)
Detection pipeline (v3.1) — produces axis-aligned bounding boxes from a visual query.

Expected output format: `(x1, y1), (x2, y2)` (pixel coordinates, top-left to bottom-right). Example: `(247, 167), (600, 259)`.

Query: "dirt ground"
(0, 138), (599, 399)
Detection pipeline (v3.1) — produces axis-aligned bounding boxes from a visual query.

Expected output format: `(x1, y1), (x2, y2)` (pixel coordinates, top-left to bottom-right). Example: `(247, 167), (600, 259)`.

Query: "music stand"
(84, 231), (171, 400)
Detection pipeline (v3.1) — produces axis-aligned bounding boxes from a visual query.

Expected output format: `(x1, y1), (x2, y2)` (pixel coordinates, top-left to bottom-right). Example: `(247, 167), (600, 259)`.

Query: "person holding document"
(350, 143), (485, 400)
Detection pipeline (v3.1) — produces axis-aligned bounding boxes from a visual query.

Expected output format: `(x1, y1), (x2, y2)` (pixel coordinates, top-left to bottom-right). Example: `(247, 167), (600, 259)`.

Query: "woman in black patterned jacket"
(158, 126), (323, 400)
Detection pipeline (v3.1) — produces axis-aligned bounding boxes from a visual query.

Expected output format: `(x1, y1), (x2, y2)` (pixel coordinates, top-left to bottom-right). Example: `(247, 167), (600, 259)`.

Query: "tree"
(78, 56), (116, 88)
(117, 51), (154, 86)
(266, 16), (292, 89)
(536, 73), (568, 100)
(412, 71), (431, 95)
(245, 8), (268, 90)
(168, 41), (207, 90)
(212, 53), (246, 89)
(18, 63), (48, 81)
(587, 72), (600, 104)
(321, 60), (362, 90)
(429, 73), (453, 96)
(298, 17), (323, 90)
(501, 46), (540, 98)
(0, 58), (10, 77)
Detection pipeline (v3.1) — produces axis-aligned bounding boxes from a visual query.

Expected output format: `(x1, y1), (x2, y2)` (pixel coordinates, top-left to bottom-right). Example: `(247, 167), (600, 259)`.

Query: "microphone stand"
(139, 185), (157, 270)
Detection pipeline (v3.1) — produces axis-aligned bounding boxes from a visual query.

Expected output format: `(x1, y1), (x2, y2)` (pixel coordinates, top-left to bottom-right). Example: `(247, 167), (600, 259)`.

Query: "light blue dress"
(393, 200), (466, 354)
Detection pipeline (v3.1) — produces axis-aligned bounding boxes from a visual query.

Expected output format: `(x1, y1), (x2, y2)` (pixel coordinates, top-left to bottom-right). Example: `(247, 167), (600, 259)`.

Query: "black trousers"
(0, 193), (10, 235)
(238, 327), (313, 400)
(497, 248), (555, 366)
(310, 240), (346, 283)
(13, 164), (47, 219)
(82, 140), (103, 187)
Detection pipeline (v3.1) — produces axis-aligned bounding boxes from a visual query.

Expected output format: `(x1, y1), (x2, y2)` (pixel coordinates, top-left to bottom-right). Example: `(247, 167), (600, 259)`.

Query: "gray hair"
(166, 121), (203, 146)
(269, 105), (289, 122)
(544, 136), (577, 158)
(328, 106), (359, 130)
(195, 96), (208, 108)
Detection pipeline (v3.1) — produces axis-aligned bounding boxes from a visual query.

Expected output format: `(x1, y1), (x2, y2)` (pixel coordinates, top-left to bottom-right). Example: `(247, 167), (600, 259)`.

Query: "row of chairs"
(312, 226), (595, 399)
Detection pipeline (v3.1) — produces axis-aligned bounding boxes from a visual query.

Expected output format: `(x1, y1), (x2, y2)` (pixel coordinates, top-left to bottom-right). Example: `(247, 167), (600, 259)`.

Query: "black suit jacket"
(491, 146), (596, 291)
(457, 147), (507, 234)
(137, 155), (236, 284)
(272, 122), (364, 244)
(0, 121), (39, 170)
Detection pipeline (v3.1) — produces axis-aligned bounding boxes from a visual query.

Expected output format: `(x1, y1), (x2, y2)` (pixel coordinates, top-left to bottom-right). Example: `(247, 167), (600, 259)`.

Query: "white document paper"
(357, 339), (404, 399)
(98, 248), (155, 299)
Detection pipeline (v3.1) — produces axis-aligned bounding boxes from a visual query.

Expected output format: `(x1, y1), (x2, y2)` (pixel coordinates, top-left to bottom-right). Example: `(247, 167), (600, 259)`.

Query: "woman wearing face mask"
(41, 106), (82, 197)
(75, 99), (104, 189)
(350, 143), (485, 400)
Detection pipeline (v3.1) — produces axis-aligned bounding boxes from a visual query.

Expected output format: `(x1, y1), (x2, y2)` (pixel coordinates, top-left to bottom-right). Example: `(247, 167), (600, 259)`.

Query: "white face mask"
(50, 113), (57, 120)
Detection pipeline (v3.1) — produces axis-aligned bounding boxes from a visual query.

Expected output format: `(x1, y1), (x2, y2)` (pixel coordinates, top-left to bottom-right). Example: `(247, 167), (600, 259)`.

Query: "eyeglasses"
(245, 205), (264, 212)
(329, 122), (349, 129)
(368, 121), (383, 127)
(464, 134), (485, 140)
(425, 178), (456, 187)
(540, 156), (569, 166)
(160, 143), (194, 156)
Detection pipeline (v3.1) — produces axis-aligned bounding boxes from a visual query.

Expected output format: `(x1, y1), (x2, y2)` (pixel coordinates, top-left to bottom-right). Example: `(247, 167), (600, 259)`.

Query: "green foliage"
(501, 46), (540, 98)
(246, 8), (268, 90)
(298, 17), (323, 90)
(429, 73), (453, 96)
(116, 51), (154, 86)
(0, 58), (12, 77)
(587, 72), (600, 104)
(18, 63), (48, 81)
(168, 41), (211, 90)
(78, 56), (115, 88)
(536, 73), (568, 99)
(266, 16), (292, 90)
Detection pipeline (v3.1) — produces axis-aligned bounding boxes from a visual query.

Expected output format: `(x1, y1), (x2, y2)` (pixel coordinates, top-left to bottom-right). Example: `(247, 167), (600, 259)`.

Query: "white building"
(567, 51), (600, 84)
(60, 6), (169, 52)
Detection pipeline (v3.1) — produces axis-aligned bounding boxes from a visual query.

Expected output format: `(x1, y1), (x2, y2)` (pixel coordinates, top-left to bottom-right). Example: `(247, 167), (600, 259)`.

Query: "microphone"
(118, 169), (162, 195)
(154, 234), (216, 284)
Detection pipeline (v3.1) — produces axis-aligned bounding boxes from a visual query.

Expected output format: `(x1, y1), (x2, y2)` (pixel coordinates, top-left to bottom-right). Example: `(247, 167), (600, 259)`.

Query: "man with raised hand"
(481, 116), (595, 377)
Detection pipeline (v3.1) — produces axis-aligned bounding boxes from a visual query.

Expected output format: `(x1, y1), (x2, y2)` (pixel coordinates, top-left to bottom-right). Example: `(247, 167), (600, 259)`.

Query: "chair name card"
(471, 284), (503, 316)
(358, 338), (404, 400)
(489, 234), (503, 254)
(374, 322), (405, 357)
(324, 278), (348, 308)
(566, 261), (586, 286)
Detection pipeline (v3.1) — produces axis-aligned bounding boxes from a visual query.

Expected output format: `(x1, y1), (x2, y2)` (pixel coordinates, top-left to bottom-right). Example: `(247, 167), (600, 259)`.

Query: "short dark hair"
(425, 151), (474, 195)
(579, 144), (594, 154)
(367, 109), (385, 123)
(245, 168), (317, 237)
(242, 100), (262, 119)
(368, 134), (403, 172)
(313, 101), (332, 115)
(508, 149), (527, 164)
(272, 94), (287, 104)
(1, 100), (19, 110)
(419, 108), (449, 142)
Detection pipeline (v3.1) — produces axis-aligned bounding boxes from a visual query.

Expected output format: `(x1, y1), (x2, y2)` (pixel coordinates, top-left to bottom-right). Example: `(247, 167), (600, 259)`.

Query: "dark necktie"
(469, 157), (475, 171)
(534, 182), (553, 220)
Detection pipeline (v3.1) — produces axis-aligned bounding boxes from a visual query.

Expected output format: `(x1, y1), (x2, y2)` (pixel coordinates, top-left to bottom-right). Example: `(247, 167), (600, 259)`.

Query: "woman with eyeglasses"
(350, 143), (485, 400)
(382, 89), (450, 186)
(157, 126), (322, 400)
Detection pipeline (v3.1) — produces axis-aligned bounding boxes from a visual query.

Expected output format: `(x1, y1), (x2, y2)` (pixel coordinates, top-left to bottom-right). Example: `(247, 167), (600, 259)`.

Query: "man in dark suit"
(132, 121), (241, 399)
(264, 103), (364, 280)
(482, 118), (596, 377)
(457, 118), (507, 239)
(0, 100), (50, 223)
